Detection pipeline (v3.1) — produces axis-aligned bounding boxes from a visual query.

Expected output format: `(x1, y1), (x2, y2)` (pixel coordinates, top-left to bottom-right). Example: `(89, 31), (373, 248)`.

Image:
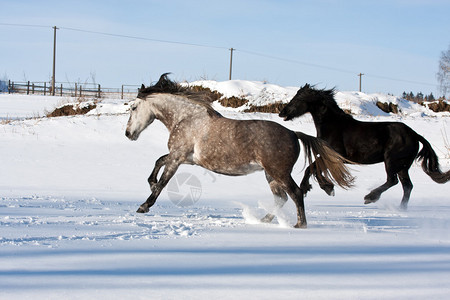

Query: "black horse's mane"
(307, 85), (353, 119)
(138, 73), (220, 117)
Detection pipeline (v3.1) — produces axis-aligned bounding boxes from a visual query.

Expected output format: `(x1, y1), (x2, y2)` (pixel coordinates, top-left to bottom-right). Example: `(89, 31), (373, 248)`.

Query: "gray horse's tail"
(295, 131), (354, 189)
(416, 134), (450, 184)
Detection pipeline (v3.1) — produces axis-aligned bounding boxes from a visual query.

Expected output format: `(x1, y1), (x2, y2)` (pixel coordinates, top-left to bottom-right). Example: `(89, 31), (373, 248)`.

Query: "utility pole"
(358, 73), (364, 92)
(52, 26), (59, 96)
(229, 48), (234, 80)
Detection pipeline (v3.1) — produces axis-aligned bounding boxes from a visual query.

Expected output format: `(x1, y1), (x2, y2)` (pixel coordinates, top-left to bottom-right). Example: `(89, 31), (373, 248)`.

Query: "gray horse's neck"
(153, 94), (213, 132)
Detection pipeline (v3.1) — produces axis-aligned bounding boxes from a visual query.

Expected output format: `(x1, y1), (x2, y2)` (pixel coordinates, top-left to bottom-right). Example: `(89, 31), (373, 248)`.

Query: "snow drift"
(0, 79), (449, 299)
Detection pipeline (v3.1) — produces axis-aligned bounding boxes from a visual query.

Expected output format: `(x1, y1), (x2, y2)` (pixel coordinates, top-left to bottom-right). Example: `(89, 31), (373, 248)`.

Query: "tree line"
(401, 91), (441, 103)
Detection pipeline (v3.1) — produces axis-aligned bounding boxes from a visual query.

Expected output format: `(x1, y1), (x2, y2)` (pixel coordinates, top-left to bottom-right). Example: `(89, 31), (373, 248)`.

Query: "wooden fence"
(4, 80), (140, 100)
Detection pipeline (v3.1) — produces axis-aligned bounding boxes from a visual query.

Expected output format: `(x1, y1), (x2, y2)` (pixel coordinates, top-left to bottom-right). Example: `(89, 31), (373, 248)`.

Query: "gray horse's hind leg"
(284, 177), (307, 228)
(261, 172), (308, 228)
(261, 173), (288, 223)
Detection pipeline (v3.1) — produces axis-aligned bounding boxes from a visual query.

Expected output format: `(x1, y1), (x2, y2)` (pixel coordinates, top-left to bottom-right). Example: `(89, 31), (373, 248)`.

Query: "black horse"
(279, 84), (450, 209)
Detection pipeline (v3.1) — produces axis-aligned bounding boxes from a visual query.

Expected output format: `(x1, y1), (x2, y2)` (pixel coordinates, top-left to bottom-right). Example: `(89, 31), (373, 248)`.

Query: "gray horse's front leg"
(148, 154), (169, 192)
(137, 158), (181, 213)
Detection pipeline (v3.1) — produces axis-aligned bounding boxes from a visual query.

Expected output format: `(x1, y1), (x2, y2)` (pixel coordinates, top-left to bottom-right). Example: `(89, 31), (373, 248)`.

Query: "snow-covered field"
(1, 81), (449, 299)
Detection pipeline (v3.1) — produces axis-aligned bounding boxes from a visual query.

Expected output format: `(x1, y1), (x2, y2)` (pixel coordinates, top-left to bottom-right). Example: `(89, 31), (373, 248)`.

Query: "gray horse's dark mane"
(138, 73), (221, 117)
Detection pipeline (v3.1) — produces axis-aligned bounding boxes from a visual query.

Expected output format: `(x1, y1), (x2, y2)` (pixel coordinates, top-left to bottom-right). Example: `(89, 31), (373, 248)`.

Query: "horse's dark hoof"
(364, 193), (379, 204)
(320, 183), (335, 196)
(325, 187), (335, 196)
(136, 206), (149, 213)
(294, 222), (307, 229)
(364, 198), (377, 205)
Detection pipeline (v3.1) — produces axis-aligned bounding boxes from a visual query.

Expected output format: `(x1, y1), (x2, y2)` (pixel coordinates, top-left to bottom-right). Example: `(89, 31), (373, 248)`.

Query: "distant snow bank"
(1, 79), (449, 119)
(189, 80), (449, 117)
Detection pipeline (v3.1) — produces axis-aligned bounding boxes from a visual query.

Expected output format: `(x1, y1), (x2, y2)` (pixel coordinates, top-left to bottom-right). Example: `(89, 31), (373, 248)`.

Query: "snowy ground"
(1, 83), (449, 299)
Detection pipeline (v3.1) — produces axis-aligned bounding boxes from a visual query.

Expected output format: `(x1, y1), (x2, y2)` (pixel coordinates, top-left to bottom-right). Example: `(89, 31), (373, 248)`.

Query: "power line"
(237, 49), (357, 75)
(0, 23), (440, 88)
(0, 23), (51, 28)
(59, 26), (229, 51)
(0, 22), (228, 50)
(364, 73), (438, 87)
(236, 49), (438, 88)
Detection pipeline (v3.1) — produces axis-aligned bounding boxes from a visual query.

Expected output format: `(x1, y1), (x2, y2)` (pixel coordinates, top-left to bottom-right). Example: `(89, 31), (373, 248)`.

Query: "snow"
(1, 81), (450, 299)
(189, 80), (449, 117)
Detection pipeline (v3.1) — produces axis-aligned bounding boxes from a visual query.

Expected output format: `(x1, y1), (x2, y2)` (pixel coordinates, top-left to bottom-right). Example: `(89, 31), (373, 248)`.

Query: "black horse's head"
(279, 84), (335, 121)
(279, 84), (316, 121)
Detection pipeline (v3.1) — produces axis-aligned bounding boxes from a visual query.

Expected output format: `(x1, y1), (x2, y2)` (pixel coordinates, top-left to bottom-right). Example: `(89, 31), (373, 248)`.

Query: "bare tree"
(437, 45), (450, 98)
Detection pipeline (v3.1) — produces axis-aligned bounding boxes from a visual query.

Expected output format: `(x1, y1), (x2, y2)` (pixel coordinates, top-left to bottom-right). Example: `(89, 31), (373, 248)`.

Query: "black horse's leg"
(398, 169), (413, 210)
(364, 170), (399, 204)
(301, 162), (335, 196)
(148, 154), (169, 191)
(261, 173), (288, 223)
(300, 165), (313, 195)
(137, 158), (181, 213)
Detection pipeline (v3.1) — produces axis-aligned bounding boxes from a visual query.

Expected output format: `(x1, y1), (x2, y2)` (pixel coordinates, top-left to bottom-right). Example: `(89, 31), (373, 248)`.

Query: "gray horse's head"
(125, 74), (179, 140)
(125, 87), (156, 141)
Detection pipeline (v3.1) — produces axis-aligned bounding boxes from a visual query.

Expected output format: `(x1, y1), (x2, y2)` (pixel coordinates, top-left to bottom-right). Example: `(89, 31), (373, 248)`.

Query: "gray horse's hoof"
(260, 214), (275, 223)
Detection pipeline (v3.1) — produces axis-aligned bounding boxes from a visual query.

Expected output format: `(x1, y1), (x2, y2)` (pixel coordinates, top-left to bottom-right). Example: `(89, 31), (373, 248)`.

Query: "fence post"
(44, 82), (47, 95)
(60, 84), (63, 96)
(98, 84), (101, 98)
(79, 85), (82, 97)
(32, 83), (35, 94)
(8, 80), (11, 94)
(27, 81), (30, 95)
(121, 85), (124, 99)
(74, 83), (77, 97)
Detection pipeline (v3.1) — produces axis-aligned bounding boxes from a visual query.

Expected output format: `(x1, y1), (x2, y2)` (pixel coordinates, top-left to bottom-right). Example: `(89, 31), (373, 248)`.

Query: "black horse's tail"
(295, 132), (354, 189)
(416, 134), (450, 184)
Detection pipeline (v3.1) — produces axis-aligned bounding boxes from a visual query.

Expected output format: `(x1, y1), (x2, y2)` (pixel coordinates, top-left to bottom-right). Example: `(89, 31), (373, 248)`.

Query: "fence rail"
(4, 80), (139, 100)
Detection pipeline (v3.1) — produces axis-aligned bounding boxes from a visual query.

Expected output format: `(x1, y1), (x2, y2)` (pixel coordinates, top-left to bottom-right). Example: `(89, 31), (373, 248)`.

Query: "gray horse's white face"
(125, 98), (156, 141)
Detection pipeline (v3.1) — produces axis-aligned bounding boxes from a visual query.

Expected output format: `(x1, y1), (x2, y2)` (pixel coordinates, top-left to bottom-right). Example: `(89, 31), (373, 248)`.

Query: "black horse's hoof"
(364, 192), (380, 204)
(325, 187), (335, 196)
(320, 183), (335, 196)
(136, 206), (149, 213)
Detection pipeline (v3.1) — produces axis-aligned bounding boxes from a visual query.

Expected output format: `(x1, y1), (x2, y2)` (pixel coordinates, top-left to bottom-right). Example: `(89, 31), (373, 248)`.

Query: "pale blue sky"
(1, 0), (449, 96)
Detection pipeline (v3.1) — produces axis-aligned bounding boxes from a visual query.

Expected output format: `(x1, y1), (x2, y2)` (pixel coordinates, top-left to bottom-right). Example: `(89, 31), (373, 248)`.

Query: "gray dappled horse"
(125, 74), (353, 228)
